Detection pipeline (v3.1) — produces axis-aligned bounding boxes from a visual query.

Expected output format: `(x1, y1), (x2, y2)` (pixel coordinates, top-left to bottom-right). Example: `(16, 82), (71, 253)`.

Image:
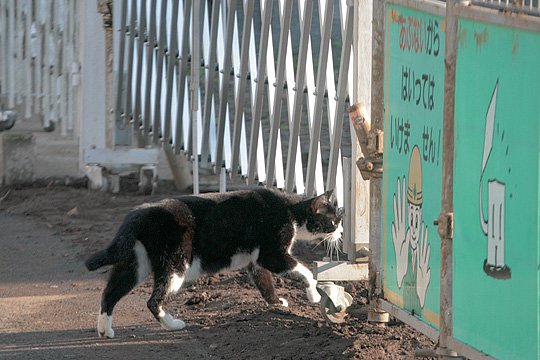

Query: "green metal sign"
(453, 18), (540, 359)
(382, 4), (444, 328)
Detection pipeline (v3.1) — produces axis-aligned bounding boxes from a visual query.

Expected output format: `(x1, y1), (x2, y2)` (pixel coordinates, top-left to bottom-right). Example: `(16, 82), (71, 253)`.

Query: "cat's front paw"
(97, 313), (115, 338)
(159, 312), (186, 331)
(306, 288), (321, 303)
(278, 297), (289, 307)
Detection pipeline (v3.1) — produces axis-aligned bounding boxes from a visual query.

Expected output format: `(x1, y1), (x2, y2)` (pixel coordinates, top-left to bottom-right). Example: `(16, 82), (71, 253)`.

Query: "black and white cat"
(85, 188), (343, 338)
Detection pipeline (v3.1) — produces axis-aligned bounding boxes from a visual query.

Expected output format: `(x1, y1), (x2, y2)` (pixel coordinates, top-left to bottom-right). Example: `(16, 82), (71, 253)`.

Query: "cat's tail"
(85, 249), (113, 271)
(85, 225), (138, 271)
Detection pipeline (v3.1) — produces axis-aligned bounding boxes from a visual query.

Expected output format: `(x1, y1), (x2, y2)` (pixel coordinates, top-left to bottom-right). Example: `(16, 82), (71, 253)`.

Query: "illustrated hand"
(416, 224), (431, 308)
(391, 176), (409, 288)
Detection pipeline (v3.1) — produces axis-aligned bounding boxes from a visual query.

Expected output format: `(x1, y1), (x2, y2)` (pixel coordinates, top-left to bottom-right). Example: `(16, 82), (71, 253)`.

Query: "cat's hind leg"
(146, 266), (186, 331)
(98, 261), (139, 338)
(97, 241), (150, 338)
(247, 264), (288, 307)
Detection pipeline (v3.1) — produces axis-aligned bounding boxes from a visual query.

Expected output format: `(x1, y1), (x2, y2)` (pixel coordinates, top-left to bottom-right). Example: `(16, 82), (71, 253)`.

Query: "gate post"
(79, 0), (107, 160)
(438, 0), (459, 358)
(365, 0), (388, 324)
(97, 0), (114, 149)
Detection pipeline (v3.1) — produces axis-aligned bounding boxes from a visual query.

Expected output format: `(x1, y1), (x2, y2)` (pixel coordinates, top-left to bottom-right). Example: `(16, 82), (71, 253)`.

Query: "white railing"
(472, 0), (540, 15)
(0, 0), (80, 134)
(114, 0), (355, 203)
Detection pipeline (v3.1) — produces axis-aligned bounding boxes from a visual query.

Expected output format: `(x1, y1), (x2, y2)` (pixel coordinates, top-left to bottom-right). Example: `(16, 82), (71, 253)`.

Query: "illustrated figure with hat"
(391, 145), (431, 314)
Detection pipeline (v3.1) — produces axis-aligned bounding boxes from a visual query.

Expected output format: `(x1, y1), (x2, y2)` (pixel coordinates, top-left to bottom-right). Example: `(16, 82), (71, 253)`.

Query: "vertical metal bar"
(55, 0), (61, 129)
(368, 0), (385, 313)
(114, 0), (128, 140)
(132, 0), (147, 145)
(265, 0), (293, 188)
(39, 0), (50, 127)
(123, 0), (137, 128)
(67, 0), (76, 132)
(7, 0), (16, 108)
(43, 0), (52, 129)
(439, 0), (458, 357)
(24, 0), (33, 119)
(62, 0), (69, 131)
(191, 0), (201, 194)
(326, 1), (353, 192)
(284, 0), (313, 192)
(35, 1), (45, 120)
(305, 1), (333, 196)
(247, 0), (273, 185)
(244, 9), (258, 178)
(142, 0), (157, 143)
(17, 0), (24, 108)
(215, 0), (236, 169)
(281, 0), (297, 191)
(163, 0), (179, 146)
(174, 0), (191, 152)
(60, 1), (66, 133)
(16, 0), (24, 106)
(0, 1), (5, 102)
(201, 0), (221, 167)
(71, 0), (78, 131)
(343, 157), (353, 260)
(20, 0), (26, 109)
(0, 1), (4, 100)
(152, 0), (167, 145)
(13, 0), (20, 106)
(230, 0), (254, 177)
(50, 0), (56, 128)
(58, 0), (68, 136)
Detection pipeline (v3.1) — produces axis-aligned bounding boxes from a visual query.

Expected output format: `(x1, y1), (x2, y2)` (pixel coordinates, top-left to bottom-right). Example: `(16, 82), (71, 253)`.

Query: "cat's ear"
(310, 189), (334, 213)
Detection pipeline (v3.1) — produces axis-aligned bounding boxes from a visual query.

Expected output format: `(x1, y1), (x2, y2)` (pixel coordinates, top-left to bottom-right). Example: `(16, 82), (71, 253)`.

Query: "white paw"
(278, 297), (289, 308)
(307, 288), (321, 303)
(97, 312), (115, 338)
(159, 312), (186, 331)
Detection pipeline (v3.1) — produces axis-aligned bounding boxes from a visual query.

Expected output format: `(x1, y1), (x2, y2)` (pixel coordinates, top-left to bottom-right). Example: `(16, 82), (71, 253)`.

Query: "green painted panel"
(454, 19), (540, 359)
(382, 5), (444, 328)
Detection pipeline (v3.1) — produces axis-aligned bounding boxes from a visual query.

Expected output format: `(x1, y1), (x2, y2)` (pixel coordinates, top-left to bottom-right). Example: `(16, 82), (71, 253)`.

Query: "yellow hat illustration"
(408, 146), (423, 205)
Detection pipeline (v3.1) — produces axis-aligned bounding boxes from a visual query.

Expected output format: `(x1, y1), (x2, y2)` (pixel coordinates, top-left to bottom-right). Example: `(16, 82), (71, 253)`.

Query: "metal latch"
(434, 212), (454, 239)
(348, 103), (383, 180)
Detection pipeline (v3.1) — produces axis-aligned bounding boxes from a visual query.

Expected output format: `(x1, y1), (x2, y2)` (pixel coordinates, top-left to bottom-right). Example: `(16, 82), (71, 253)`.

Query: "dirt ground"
(0, 181), (435, 359)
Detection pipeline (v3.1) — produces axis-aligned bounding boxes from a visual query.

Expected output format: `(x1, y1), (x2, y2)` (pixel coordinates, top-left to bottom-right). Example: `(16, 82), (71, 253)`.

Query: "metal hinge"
(434, 212), (454, 239)
(348, 103), (383, 180)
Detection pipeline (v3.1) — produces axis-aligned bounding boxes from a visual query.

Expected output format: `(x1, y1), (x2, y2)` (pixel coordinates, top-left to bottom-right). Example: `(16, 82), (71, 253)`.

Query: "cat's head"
(294, 190), (343, 242)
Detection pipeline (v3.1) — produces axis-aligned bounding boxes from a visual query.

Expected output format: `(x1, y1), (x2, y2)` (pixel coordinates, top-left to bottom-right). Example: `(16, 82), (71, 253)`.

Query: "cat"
(85, 187), (343, 338)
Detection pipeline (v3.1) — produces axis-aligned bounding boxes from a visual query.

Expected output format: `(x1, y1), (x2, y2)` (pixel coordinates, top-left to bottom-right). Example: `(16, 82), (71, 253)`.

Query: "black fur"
(86, 188), (341, 337)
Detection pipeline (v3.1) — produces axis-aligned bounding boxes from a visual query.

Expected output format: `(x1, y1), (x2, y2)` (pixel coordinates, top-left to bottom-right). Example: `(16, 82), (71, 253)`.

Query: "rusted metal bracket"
(435, 212), (454, 239)
(348, 103), (383, 180)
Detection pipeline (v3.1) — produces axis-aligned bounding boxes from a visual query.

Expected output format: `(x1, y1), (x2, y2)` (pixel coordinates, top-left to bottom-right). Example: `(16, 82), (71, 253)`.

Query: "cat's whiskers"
(312, 237), (328, 250)
(312, 229), (344, 262)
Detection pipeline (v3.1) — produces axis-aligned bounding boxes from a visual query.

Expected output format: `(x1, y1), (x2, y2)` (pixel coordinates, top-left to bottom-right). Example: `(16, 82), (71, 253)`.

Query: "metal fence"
(472, 0), (540, 16)
(113, 0), (355, 202)
(0, 0), (80, 135)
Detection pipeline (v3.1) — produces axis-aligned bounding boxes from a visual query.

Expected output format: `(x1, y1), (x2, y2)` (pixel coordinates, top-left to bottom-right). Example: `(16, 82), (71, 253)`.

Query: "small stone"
(66, 207), (79, 217)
